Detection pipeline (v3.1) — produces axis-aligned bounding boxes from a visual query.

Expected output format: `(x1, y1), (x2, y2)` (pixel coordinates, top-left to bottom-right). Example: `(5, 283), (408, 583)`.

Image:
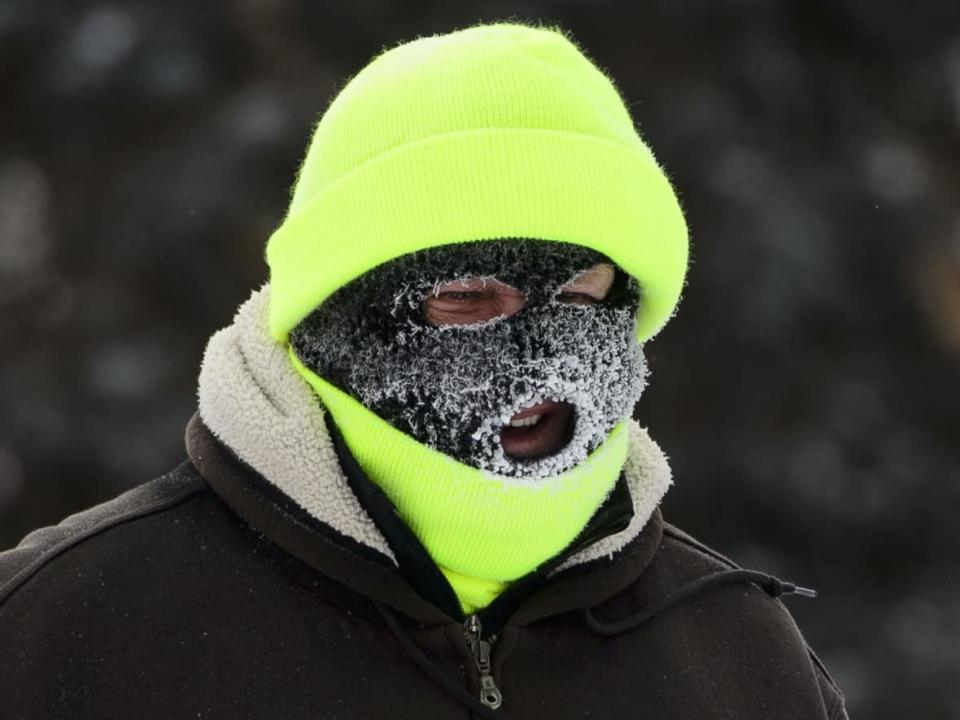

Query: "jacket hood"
(191, 283), (674, 624)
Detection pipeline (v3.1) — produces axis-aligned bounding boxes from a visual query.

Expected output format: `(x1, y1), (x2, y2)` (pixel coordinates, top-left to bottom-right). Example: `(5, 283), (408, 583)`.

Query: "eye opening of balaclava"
(289, 237), (650, 480)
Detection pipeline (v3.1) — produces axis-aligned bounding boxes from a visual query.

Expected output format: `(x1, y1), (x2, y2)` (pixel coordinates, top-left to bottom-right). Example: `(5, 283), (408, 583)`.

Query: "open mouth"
(499, 399), (575, 460)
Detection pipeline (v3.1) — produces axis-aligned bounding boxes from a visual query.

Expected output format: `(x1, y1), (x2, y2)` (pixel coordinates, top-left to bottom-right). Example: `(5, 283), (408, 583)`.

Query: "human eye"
(437, 289), (488, 302)
(556, 263), (616, 304)
(556, 290), (599, 304)
(423, 276), (525, 327)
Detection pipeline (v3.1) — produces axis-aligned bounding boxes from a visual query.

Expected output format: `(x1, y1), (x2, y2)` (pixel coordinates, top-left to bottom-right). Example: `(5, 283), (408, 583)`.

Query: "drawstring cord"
(374, 602), (511, 720)
(583, 568), (817, 635)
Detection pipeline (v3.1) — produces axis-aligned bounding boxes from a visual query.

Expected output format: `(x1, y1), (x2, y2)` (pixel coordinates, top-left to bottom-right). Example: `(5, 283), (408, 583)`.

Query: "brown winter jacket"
(0, 286), (848, 719)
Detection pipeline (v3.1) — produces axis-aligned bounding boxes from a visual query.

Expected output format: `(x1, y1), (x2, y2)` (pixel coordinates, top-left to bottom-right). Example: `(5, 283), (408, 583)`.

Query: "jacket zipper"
(463, 613), (502, 710)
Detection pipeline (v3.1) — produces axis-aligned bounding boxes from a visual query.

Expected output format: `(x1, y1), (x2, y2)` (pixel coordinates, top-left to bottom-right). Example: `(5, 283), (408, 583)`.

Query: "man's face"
(290, 238), (649, 479)
(422, 262), (619, 460)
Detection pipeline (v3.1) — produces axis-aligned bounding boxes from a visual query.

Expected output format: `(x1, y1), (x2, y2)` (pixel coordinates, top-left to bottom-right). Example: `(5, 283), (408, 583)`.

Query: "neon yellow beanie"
(265, 20), (689, 344)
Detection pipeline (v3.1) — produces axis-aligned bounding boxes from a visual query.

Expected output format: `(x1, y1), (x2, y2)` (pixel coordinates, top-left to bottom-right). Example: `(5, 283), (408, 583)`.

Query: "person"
(0, 20), (848, 720)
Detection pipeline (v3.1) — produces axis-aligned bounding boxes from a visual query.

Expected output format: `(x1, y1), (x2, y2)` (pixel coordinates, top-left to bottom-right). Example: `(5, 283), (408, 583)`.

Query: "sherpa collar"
(194, 284), (673, 578)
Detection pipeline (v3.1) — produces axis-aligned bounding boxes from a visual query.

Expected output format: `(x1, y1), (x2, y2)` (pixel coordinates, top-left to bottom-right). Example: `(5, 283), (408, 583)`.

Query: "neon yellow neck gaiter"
(289, 347), (630, 614)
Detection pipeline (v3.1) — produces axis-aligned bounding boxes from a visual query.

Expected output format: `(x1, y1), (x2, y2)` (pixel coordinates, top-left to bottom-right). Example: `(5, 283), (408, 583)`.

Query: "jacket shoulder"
(658, 520), (849, 720)
(0, 460), (208, 606)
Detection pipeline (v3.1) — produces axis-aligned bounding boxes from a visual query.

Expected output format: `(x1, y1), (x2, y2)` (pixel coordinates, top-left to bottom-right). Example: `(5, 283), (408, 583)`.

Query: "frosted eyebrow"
(431, 276), (522, 295)
(559, 263), (616, 299)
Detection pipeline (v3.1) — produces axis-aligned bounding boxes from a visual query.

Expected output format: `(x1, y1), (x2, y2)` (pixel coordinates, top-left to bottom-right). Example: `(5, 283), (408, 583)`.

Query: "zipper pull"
(463, 614), (503, 710)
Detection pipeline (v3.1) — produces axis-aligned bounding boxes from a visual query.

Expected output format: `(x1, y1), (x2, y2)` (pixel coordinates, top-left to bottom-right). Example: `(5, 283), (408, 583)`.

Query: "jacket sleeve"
(0, 462), (203, 605)
(660, 523), (850, 719)
(810, 647), (849, 719)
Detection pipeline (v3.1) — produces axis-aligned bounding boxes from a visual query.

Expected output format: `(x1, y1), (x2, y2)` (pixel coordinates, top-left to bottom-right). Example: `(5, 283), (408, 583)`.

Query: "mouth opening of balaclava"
(289, 237), (649, 480)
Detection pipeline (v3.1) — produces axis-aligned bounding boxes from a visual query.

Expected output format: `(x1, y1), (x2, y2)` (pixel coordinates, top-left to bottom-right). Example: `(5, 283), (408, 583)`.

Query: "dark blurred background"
(1, 0), (958, 715)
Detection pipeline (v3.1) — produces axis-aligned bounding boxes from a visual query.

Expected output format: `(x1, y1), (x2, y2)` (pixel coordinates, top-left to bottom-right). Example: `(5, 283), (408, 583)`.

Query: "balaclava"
(289, 237), (647, 478)
(264, 22), (690, 611)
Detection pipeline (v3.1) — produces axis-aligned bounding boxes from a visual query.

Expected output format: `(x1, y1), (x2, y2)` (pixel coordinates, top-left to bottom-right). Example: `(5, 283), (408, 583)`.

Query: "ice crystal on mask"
(290, 238), (649, 480)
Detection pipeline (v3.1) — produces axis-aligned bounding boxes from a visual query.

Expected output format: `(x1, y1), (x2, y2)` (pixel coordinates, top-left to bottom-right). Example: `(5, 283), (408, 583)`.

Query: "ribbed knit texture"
(289, 348), (630, 613)
(266, 21), (688, 344)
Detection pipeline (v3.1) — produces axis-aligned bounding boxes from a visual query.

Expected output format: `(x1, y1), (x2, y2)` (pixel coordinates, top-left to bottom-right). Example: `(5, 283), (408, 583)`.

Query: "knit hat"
(265, 20), (689, 343)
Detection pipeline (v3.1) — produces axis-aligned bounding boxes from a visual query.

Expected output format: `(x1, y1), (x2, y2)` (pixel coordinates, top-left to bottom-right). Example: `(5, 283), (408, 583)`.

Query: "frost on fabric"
(289, 238), (650, 481)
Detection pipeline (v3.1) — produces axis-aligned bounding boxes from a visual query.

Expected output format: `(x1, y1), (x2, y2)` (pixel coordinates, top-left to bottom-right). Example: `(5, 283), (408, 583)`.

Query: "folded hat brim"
(266, 127), (688, 343)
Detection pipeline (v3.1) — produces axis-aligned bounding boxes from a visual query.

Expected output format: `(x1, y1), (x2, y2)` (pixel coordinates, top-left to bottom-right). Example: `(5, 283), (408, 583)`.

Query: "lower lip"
(500, 402), (574, 460)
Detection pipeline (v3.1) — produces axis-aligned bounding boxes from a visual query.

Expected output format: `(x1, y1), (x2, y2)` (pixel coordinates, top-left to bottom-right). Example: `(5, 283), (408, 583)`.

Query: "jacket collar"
(189, 283), (672, 625)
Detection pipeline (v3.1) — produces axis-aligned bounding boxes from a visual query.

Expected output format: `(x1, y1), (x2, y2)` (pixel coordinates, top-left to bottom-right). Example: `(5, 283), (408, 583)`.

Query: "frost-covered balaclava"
(289, 237), (648, 479)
